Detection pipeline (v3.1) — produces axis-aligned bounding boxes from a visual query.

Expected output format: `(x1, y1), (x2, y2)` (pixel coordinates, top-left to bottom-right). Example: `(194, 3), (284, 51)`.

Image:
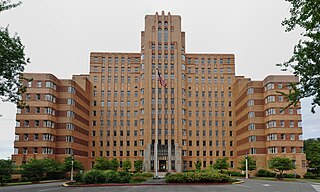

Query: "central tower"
(141, 11), (184, 172)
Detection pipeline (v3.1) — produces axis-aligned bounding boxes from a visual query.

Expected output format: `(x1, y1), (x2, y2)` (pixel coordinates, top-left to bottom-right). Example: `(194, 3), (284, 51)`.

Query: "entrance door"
(159, 160), (166, 172)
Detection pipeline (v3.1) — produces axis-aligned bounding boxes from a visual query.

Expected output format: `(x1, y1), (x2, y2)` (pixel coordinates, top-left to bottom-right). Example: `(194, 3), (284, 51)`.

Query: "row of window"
(267, 147), (302, 154)
(15, 147), (53, 155)
(16, 120), (55, 128)
(266, 133), (303, 141)
(15, 133), (54, 141)
(93, 57), (140, 64)
(265, 120), (302, 128)
(17, 107), (56, 115)
(265, 108), (301, 116)
(26, 81), (57, 90)
(23, 93), (57, 103)
(264, 82), (292, 91)
(182, 150), (233, 157)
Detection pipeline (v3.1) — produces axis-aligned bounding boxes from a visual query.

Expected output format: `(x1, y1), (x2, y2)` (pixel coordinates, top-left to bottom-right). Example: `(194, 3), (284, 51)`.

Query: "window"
(248, 123), (255, 130)
(265, 95), (276, 103)
(268, 147), (278, 154)
(249, 136), (256, 142)
(266, 120), (277, 128)
(290, 121), (294, 127)
(248, 111), (255, 118)
(250, 148), (257, 154)
(290, 134), (295, 140)
(266, 108), (276, 116)
(267, 134), (277, 141)
(265, 83), (274, 91)
(247, 100), (254, 106)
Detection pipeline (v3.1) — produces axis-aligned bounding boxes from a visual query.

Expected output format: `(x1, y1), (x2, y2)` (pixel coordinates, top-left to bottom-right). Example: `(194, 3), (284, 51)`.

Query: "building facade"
(12, 11), (307, 176)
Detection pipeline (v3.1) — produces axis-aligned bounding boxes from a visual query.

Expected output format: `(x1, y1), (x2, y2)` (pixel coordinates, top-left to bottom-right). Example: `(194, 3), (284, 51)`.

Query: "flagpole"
(155, 68), (159, 178)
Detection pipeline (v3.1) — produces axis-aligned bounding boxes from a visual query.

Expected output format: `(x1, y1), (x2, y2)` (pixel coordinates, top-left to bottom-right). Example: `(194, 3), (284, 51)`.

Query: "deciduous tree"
(239, 156), (257, 172)
(0, 0), (30, 108)
(213, 158), (229, 173)
(304, 138), (320, 173)
(0, 159), (15, 185)
(268, 157), (295, 179)
(134, 160), (143, 172)
(278, 0), (320, 113)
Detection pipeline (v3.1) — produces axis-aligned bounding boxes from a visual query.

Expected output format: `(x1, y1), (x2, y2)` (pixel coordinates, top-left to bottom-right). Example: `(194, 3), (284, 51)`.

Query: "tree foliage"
(277, 0), (320, 113)
(304, 138), (320, 173)
(122, 159), (132, 172)
(0, 0), (21, 12)
(63, 156), (84, 172)
(134, 160), (143, 172)
(109, 158), (119, 171)
(213, 158), (229, 173)
(239, 156), (257, 171)
(20, 159), (62, 181)
(194, 161), (202, 171)
(268, 157), (295, 179)
(0, 0), (30, 108)
(0, 159), (15, 185)
(93, 157), (110, 170)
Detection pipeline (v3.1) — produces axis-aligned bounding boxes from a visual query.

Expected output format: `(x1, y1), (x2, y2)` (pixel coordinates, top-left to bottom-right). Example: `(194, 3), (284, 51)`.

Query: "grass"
(5, 181), (32, 186)
(251, 177), (320, 183)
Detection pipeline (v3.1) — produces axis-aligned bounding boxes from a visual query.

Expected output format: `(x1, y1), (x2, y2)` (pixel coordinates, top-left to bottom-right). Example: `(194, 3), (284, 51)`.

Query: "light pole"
(70, 153), (74, 181)
(245, 152), (248, 179)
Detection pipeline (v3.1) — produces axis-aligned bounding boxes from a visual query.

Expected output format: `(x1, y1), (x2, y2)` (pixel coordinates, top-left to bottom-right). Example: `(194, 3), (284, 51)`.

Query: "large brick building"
(12, 11), (307, 176)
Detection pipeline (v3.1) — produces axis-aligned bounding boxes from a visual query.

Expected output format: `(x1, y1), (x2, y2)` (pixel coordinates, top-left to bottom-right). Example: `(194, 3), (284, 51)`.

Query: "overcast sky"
(0, 0), (319, 159)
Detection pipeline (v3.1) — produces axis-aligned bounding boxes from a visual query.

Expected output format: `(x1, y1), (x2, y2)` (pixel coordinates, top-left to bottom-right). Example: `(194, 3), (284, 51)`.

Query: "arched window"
(164, 28), (168, 42)
(158, 28), (162, 42)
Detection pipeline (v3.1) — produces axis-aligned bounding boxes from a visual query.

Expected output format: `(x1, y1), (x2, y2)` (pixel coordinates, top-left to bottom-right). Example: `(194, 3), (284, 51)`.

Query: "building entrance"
(159, 160), (166, 172)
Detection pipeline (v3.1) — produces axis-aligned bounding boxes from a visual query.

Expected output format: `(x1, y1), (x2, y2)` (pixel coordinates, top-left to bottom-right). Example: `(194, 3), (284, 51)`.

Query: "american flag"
(157, 71), (167, 87)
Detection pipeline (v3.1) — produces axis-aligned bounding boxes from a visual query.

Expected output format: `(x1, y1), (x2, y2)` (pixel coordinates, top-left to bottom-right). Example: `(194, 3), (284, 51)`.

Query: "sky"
(0, 0), (319, 159)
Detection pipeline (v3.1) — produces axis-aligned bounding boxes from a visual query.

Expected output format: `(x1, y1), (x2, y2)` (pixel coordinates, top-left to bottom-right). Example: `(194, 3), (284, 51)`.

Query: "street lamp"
(70, 153), (74, 181)
(245, 152), (248, 179)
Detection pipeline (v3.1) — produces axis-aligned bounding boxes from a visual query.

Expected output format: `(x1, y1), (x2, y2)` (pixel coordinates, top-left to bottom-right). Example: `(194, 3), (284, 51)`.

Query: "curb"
(232, 180), (245, 184)
(62, 181), (243, 187)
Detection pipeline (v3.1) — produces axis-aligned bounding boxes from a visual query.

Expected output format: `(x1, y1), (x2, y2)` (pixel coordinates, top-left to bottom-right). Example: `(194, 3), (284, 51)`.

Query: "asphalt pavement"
(0, 179), (319, 192)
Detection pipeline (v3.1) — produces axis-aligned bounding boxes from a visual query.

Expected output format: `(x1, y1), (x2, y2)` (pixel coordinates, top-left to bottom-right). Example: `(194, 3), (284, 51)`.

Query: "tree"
(239, 156), (257, 172)
(213, 158), (229, 173)
(0, 159), (15, 186)
(277, 0), (320, 113)
(0, 0), (30, 108)
(194, 161), (202, 171)
(122, 160), (132, 172)
(134, 160), (143, 172)
(268, 157), (295, 179)
(304, 138), (320, 174)
(94, 157), (110, 170)
(20, 159), (62, 181)
(109, 158), (119, 171)
(63, 156), (84, 173)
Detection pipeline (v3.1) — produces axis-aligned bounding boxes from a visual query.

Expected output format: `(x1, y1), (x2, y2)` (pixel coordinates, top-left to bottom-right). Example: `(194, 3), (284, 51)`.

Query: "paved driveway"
(1, 179), (319, 192)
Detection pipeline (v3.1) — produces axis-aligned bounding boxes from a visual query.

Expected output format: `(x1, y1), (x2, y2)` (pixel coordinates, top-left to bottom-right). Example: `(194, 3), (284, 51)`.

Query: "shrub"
(256, 169), (276, 177)
(165, 172), (187, 183)
(133, 172), (153, 178)
(282, 173), (300, 178)
(131, 175), (147, 182)
(105, 170), (120, 183)
(119, 171), (131, 183)
(223, 170), (245, 177)
(83, 170), (106, 184)
(304, 172), (318, 179)
(165, 171), (231, 183)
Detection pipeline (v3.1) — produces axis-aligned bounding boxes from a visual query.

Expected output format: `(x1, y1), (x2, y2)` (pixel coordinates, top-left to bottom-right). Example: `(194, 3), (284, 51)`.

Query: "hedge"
(82, 170), (131, 184)
(165, 171), (231, 183)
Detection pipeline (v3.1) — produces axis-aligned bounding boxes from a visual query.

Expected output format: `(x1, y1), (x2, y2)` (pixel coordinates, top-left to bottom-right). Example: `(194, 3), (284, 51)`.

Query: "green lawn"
(251, 177), (320, 183)
(5, 181), (32, 186)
